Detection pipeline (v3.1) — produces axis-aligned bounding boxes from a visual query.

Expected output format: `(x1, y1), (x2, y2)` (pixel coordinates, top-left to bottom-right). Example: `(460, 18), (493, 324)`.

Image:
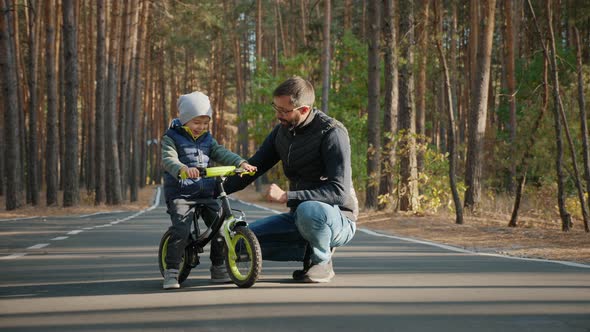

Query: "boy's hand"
(180, 166), (200, 179)
(239, 162), (257, 172)
(267, 183), (287, 203)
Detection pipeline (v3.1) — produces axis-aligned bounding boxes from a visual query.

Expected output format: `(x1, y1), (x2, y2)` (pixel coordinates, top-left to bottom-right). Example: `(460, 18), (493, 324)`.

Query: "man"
(225, 76), (358, 283)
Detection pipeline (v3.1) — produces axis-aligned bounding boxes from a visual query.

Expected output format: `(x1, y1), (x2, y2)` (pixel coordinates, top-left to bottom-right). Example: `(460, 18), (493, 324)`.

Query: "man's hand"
(267, 183), (287, 203)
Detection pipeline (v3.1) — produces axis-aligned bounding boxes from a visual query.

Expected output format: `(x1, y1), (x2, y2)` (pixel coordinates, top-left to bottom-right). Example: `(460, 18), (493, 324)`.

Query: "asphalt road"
(1, 189), (589, 332)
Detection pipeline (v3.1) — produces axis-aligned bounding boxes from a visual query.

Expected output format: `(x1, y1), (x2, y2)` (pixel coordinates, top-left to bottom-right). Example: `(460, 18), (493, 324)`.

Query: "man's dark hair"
(273, 76), (315, 108)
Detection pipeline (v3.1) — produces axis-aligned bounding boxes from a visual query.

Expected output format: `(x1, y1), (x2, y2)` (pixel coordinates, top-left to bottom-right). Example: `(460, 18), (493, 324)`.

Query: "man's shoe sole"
(302, 270), (335, 283)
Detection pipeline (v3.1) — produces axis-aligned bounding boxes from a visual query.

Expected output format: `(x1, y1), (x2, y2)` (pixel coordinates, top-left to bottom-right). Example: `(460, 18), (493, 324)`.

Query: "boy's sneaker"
(163, 269), (180, 290)
(210, 264), (231, 283)
(303, 260), (335, 283)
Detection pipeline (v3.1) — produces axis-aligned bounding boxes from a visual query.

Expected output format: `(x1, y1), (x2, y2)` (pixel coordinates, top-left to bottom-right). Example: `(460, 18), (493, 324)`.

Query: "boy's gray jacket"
(225, 109), (359, 221)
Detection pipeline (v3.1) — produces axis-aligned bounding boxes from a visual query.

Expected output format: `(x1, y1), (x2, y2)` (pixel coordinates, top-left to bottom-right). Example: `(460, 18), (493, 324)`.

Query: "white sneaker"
(163, 269), (180, 289)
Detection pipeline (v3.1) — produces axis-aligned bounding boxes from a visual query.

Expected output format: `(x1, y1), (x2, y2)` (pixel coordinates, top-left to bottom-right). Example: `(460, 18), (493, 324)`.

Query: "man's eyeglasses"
(271, 102), (306, 115)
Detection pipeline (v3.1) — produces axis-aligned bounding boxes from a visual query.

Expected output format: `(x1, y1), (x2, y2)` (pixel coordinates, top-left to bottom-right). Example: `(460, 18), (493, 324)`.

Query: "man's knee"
(294, 201), (329, 233)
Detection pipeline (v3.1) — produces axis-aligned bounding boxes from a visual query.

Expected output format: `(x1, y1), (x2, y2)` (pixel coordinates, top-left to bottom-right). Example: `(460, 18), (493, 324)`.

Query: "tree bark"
(464, 0), (496, 211)
(44, 0), (58, 206)
(416, 0), (429, 172)
(130, 0), (149, 202)
(398, 0), (419, 212)
(26, 0), (40, 206)
(106, 0), (122, 205)
(526, 0), (572, 231)
(504, 0), (517, 193)
(0, 0), (24, 210)
(321, 0), (331, 114)
(365, 0), (381, 209)
(94, 0), (106, 205)
(509, 58), (548, 227)
(378, 0), (398, 211)
(574, 27), (590, 232)
(62, 0), (80, 207)
(436, 32), (463, 225)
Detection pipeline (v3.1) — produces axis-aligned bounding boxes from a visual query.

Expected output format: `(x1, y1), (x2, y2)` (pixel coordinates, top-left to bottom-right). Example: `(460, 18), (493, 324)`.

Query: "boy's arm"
(209, 138), (247, 167)
(161, 135), (184, 177)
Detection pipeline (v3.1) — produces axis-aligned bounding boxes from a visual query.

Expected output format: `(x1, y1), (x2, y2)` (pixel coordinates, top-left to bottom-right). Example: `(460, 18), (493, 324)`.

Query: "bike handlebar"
(202, 166), (255, 178)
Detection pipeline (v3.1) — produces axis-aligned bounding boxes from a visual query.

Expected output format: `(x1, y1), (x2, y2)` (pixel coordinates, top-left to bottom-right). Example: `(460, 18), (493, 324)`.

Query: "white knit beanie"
(177, 91), (213, 125)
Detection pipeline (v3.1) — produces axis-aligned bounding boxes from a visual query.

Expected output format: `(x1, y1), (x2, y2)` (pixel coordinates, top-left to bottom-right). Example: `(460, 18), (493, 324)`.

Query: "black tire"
(224, 226), (262, 288)
(158, 230), (192, 283)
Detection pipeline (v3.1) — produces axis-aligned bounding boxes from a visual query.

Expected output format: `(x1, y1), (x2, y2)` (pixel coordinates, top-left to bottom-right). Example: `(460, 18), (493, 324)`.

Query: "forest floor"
(1, 184), (589, 264)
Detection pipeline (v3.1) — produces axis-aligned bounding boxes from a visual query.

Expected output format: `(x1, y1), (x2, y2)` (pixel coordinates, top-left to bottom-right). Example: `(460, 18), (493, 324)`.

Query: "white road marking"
(27, 243), (50, 250)
(51, 236), (69, 241)
(0, 253), (27, 260)
(358, 228), (590, 269)
(67, 230), (84, 235)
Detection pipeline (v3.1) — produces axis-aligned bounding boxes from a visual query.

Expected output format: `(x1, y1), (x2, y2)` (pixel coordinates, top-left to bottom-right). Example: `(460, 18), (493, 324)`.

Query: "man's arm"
(286, 125), (352, 207)
(224, 125), (282, 195)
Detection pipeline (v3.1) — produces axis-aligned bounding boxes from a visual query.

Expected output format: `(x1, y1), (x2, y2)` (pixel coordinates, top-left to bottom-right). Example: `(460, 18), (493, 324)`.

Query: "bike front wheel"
(225, 226), (262, 288)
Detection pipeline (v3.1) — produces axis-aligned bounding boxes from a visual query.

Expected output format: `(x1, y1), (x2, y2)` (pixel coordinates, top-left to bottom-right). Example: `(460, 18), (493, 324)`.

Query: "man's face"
(272, 95), (308, 129)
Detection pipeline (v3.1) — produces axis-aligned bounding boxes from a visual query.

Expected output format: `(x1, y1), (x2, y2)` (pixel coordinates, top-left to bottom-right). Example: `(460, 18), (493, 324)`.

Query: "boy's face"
(184, 115), (210, 137)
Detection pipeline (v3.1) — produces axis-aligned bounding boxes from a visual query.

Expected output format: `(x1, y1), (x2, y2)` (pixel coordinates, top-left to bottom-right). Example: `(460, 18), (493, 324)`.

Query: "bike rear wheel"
(225, 226), (262, 288)
(158, 230), (192, 283)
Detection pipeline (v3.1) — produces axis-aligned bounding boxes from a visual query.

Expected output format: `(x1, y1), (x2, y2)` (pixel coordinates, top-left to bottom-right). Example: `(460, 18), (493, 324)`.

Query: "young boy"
(161, 91), (256, 289)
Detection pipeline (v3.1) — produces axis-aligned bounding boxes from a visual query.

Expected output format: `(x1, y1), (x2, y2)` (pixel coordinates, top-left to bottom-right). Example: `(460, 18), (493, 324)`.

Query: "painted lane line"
(0, 253), (27, 260)
(234, 199), (590, 270)
(358, 228), (590, 269)
(0, 187), (163, 262)
(27, 243), (50, 250)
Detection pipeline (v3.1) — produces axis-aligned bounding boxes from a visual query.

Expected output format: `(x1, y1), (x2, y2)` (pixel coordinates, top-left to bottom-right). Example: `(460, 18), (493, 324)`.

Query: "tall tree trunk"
(94, 0), (106, 205)
(321, 0), (331, 114)
(62, 0), (79, 207)
(106, 0), (122, 205)
(436, 19), (463, 225)
(378, 0), (398, 211)
(574, 27), (590, 232)
(256, 0), (263, 60)
(464, 0), (496, 211)
(44, 0), (58, 206)
(365, 0), (381, 209)
(398, 0), (419, 212)
(0, 0), (23, 210)
(505, 0), (517, 193)
(130, 0), (149, 202)
(547, 0), (588, 230)
(416, 0), (429, 172)
(525, 0), (572, 231)
(509, 58), (548, 227)
(26, 0), (40, 206)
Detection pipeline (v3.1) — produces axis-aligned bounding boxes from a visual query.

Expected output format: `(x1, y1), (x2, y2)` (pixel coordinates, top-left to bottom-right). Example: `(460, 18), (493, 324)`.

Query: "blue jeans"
(249, 201), (356, 265)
